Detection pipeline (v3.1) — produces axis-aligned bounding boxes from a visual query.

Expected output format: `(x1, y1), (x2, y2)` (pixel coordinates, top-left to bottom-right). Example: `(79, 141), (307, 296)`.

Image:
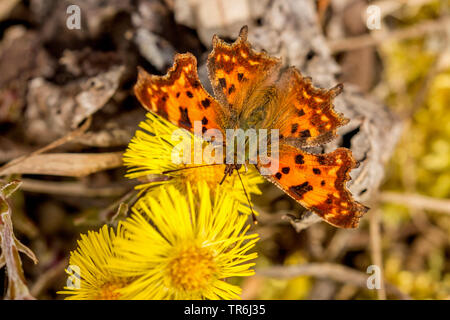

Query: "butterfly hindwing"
(258, 144), (368, 228)
(134, 53), (223, 134)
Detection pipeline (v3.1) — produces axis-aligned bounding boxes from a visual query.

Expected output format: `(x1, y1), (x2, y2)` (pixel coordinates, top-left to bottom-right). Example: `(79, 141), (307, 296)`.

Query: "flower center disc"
(96, 282), (123, 300)
(167, 245), (217, 292)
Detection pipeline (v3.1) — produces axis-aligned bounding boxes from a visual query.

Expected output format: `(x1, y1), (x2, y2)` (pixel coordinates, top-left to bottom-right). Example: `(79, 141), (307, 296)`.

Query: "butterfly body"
(134, 26), (369, 228)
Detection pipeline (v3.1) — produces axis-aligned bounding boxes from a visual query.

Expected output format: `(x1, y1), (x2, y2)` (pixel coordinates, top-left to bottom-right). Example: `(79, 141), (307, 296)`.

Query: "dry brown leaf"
(25, 66), (124, 143)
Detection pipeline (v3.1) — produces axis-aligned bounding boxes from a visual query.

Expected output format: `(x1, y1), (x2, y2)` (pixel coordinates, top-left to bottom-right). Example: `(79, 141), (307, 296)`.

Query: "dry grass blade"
(20, 179), (127, 197)
(0, 152), (123, 177)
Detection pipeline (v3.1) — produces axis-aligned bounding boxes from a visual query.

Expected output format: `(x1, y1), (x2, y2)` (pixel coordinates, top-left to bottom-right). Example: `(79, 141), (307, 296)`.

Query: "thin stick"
(369, 209), (386, 300)
(328, 16), (450, 52)
(380, 191), (450, 215)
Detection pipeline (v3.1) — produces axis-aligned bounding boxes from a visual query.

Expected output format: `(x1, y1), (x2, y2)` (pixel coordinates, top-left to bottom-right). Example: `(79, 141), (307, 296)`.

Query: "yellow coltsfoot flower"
(111, 183), (259, 300)
(58, 225), (133, 300)
(123, 112), (264, 215)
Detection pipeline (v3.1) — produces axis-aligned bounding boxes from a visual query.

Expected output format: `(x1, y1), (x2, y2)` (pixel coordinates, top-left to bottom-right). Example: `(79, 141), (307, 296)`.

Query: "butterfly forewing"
(207, 26), (281, 113)
(134, 53), (224, 134)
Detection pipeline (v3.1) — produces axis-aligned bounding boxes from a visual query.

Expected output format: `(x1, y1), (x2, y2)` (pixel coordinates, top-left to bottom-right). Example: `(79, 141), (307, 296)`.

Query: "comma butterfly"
(134, 26), (369, 228)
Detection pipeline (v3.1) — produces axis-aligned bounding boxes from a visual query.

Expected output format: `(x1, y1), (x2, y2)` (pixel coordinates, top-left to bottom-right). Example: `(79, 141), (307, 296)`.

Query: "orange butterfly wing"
(258, 144), (368, 228)
(207, 26), (281, 111)
(134, 53), (223, 134)
(273, 68), (349, 147)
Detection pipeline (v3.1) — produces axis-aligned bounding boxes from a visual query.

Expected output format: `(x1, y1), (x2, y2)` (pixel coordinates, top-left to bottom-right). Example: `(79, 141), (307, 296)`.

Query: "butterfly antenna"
(236, 167), (257, 224)
(219, 165), (232, 185)
(219, 172), (227, 185)
(162, 163), (220, 174)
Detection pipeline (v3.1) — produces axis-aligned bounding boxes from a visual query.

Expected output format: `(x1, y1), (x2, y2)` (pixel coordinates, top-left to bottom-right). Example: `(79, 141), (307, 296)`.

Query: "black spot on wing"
(219, 78), (227, 88)
(178, 106), (192, 129)
(281, 167), (290, 174)
(156, 95), (168, 118)
(295, 154), (304, 164)
(201, 98), (211, 108)
(289, 182), (313, 199)
(318, 155), (327, 165)
(300, 129), (311, 138)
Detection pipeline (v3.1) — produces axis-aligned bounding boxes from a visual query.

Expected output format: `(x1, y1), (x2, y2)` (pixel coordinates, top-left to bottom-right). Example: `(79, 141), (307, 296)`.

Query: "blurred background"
(0, 0), (449, 299)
